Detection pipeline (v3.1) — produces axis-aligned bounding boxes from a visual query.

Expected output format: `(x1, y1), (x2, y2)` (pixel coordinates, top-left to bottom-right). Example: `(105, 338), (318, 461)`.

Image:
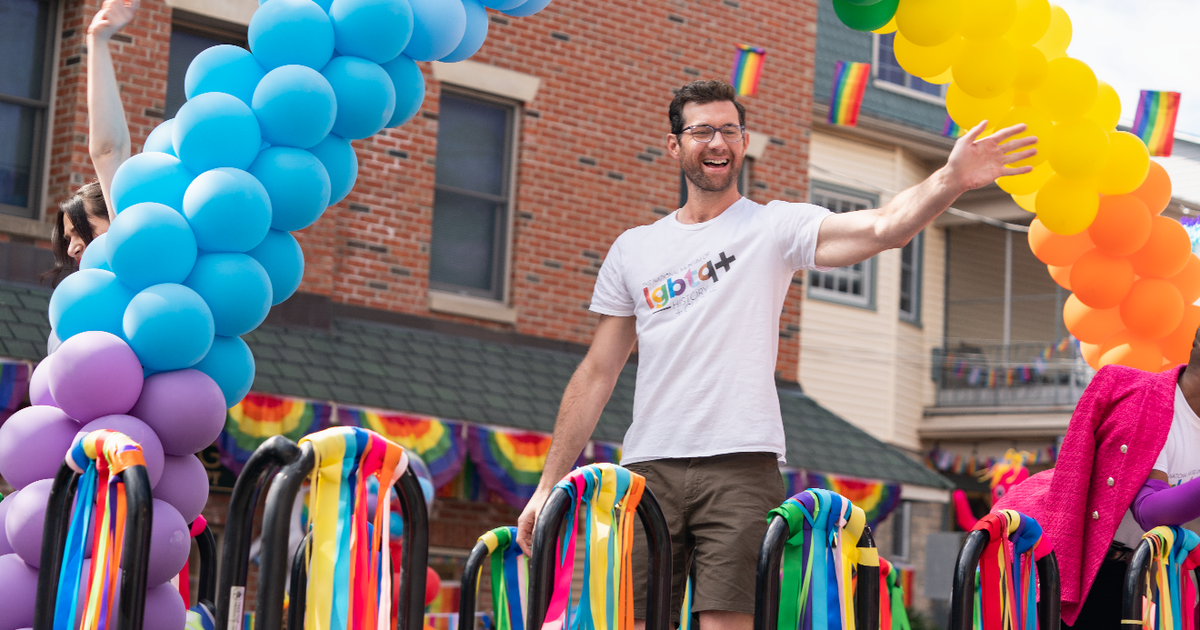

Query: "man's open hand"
(945, 121), (1038, 193)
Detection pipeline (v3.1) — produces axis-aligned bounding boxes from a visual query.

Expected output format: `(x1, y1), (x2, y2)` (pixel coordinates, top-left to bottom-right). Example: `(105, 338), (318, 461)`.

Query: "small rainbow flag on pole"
(731, 44), (766, 96)
(829, 61), (870, 126)
(1132, 90), (1182, 156)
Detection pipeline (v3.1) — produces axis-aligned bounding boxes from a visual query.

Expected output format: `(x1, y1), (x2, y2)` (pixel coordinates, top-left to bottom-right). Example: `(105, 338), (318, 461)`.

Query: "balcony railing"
(932, 340), (1094, 408)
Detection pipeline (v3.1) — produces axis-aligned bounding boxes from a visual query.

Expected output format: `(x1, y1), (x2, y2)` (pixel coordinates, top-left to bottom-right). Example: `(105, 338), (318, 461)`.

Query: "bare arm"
(87, 0), (139, 221)
(813, 121), (1037, 268)
(516, 314), (637, 554)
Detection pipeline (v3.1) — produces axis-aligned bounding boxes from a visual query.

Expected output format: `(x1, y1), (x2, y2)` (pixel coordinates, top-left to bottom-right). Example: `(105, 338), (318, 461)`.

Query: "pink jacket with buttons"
(994, 364), (1180, 625)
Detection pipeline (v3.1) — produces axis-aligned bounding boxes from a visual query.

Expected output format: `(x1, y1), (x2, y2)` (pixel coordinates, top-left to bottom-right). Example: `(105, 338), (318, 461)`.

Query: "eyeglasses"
(679, 124), (745, 143)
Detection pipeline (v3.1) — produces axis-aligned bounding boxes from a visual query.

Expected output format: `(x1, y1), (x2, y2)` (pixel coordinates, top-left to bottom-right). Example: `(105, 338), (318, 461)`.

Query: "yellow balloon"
(946, 83), (1013, 129)
(1036, 174), (1100, 235)
(873, 15), (898, 34)
(961, 0), (1016, 41)
(1047, 118), (1111, 181)
(998, 159), (1053, 195)
(1006, 0), (1051, 45)
(994, 105), (1052, 167)
(1085, 81), (1121, 131)
(1012, 191), (1037, 212)
(1030, 57), (1096, 121)
(1095, 131), (1151, 196)
(894, 33), (962, 78)
(951, 38), (1018, 98)
(896, 0), (963, 47)
(1011, 45), (1047, 92)
(1033, 4), (1072, 59)
(926, 67), (955, 85)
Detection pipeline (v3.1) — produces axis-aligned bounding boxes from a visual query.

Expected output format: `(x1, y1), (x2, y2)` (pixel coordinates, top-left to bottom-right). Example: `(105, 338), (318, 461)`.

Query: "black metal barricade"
(949, 529), (1061, 630)
(1121, 536), (1200, 628)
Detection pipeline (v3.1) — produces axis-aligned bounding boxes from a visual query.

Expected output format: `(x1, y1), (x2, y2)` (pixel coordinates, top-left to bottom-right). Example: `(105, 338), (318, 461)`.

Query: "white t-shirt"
(1113, 385), (1200, 547)
(589, 197), (831, 465)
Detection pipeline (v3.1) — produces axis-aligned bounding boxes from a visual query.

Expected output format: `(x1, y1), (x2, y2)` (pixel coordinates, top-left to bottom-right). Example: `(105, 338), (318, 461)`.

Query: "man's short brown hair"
(669, 79), (747, 135)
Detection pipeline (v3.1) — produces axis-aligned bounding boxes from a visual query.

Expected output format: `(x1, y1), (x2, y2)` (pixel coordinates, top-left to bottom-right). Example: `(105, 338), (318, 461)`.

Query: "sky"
(1053, 0), (1200, 137)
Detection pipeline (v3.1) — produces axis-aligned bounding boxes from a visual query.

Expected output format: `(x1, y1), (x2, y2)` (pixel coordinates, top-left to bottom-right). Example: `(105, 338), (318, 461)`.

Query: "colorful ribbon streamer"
(1138, 526), (1200, 630)
(478, 527), (529, 630)
(878, 557), (911, 630)
(972, 510), (1043, 630)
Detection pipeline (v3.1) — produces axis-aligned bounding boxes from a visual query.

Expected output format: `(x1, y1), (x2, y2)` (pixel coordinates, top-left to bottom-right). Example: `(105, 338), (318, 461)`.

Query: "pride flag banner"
(338, 406), (467, 487)
(806, 470), (903, 529)
(217, 393), (333, 473)
(942, 114), (963, 138)
(828, 61), (870, 126)
(1132, 90), (1182, 156)
(466, 425), (553, 508)
(731, 44), (766, 96)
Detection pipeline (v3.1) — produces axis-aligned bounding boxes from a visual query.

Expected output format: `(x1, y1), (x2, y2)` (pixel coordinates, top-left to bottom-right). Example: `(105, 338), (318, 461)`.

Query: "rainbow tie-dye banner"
(1132, 90), (1182, 157)
(784, 470), (903, 529)
(338, 407), (467, 487)
(466, 425), (553, 508)
(217, 393), (334, 473)
(942, 114), (963, 138)
(828, 61), (870, 126)
(731, 44), (766, 96)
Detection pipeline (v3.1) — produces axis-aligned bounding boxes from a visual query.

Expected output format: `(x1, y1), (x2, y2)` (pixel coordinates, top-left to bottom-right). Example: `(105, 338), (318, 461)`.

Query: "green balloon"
(839, 0), (883, 6)
(832, 0), (898, 31)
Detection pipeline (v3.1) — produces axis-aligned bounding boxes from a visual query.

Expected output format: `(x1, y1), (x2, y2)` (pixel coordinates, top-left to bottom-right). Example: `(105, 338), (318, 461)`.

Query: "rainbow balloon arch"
(832, 0), (1198, 373)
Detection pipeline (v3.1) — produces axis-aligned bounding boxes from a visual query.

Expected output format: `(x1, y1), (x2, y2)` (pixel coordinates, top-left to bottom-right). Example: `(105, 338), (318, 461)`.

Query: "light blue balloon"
(184, 44), (267, 108)
(105, 202), (199, 291)
(252, 65), (337, 149)
(502, 0), (551, 16)
(110, 153), (195, 213)
(322, 56), (396, 140)
(440, 0), (487, 63)
(247, 230), (304, 305)
(480, 0), (524, 10)
(79, 233), (111, 271)
(48, 268), (136, 341)
(306, 134), (358, 204)
(124, 284), (215, 372)
(183, 168), (273, 253)
(193, 335), (255, 408)
(172, 92), (263, 173)
(248, 147), (331, 232)
(184, 253), (273, 337)
(143, 119), (176, 156)
(329, 0), (413, 64)
(381, 54), (424, 127)
(404, 0), (466, 62)
(249, 0), (335, 71)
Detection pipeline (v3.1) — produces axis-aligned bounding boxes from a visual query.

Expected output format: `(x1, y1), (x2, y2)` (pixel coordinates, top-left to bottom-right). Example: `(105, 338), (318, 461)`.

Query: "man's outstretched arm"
(516, 314), (637, 555)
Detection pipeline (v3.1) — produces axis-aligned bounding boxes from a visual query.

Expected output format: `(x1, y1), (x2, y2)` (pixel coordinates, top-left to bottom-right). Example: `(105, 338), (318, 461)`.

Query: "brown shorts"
(628, 452), (786, 621)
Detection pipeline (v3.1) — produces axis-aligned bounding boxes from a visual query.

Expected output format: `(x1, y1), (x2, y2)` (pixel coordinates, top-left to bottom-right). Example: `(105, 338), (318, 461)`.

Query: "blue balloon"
(110, 153), (195, 213)
(480, 0), (524, 9)
(440, 0), (487, 63)
(143, 119), (176, 156)
(79, 233), (111, 271)
(49, 269), (136, 341)
(124, 284), (215, 371)
(306, 134), (358, 204)
(183, 168), (273, 253)
(380, 54), (424, 127)
(502, 0), (551, 16)
(249, 0), (335, 71)
(247, 230), (304, 305)
(184, 44), (267, 108)
(252, 65), (337, 149)
(249, 147), (331, 232)
(404, 0), (466, 62)
(193, 335), (255, 408)
(172, 92), (263, 173)
(184, 253), (272, 337)
(322, 56), (396, 140)
(329, 0), (414, 64)
(106, 202), (199, 290)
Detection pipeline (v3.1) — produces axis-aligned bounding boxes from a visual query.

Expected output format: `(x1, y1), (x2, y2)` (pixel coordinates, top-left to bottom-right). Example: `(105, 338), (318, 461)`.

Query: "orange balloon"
(1070, 249), (1134, 309)
(1062, 294), (1123, 344)
(1160, 304), (1200, 365)
(1099, 330), (1164, 372)
(1131, 161), (1173, 215)
(1169, 254), (1200, 304)
(1086, 195), (1152, 257)
(1080, 340), (1103, 370)
(1119, 278), (1184, 340)
(1128, 216), (1192, 278)
(1048, 263), (1071, 290)
(1028, 218), (1093, 266)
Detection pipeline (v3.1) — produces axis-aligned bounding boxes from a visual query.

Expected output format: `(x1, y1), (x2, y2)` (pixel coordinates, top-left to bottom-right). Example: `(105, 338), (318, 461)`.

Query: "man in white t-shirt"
(515, 79), (1036, 630)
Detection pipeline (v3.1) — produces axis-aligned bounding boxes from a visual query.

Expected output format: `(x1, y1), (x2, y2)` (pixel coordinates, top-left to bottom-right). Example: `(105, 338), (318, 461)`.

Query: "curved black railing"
(949, 529), (1061, 630)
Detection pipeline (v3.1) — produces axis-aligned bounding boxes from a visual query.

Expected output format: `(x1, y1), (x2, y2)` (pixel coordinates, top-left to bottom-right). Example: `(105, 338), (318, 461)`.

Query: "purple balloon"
(48, 331), (144, 423)
(28, 355), (55, 406)
(76, 415), (165, 488)
(153, 454), (210, 523)
(0, 406), (82, 490)
(130, 369), (227, 456)
(143, 581), (187, 630)
(0, 492), (15, 556)
(4, 479), (52, 568)
(0, 554), (37, 630)
(142, 499), (190, 587)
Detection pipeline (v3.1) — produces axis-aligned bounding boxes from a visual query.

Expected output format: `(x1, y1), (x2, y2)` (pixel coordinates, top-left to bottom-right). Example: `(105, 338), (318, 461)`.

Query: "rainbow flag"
(805, 470), (903, 529)
(217, 394), (333, 473)
(731, 44), (766, 96)
(1132, 90), (1181, 156)
(942, 115), (963, 138)
(338, 407), (467, 487)
(828, 61), (870, 126)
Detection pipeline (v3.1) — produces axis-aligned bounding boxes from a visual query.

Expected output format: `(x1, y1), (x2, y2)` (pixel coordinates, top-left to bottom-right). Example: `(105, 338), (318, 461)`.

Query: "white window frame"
(807, 183), (877, 310)
(892, 500), (913, 562)
(871, 32), (947, 105)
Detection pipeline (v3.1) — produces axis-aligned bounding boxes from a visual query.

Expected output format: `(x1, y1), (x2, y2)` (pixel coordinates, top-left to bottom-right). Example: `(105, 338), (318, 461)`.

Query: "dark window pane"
(430, 189), (503, 293)
(910, 76), (943, 97)
(0, 102), (36, 208)
(0, 0), (49, 100)
(166, 30), (232, 119)
(435, 95), (508, 196)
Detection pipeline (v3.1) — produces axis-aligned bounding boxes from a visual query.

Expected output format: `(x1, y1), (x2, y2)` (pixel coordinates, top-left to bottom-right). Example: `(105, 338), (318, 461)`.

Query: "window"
(808, 184), (877, 309)
(874, 32), (945, 99)
(429, 91), (517, 301)
(165, 18), (248, 119)
(899, 230), (923, 323)
(0, 0), (56, 218)
(891, 500), (913, 562)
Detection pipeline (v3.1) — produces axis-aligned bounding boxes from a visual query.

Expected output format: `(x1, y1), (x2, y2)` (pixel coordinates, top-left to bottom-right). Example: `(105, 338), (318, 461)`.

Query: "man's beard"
(681, 152), (741, 193)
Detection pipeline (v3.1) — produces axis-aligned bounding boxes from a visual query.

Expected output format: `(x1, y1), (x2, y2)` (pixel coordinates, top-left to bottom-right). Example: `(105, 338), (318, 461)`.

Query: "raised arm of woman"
(86, 0), (139, 221)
